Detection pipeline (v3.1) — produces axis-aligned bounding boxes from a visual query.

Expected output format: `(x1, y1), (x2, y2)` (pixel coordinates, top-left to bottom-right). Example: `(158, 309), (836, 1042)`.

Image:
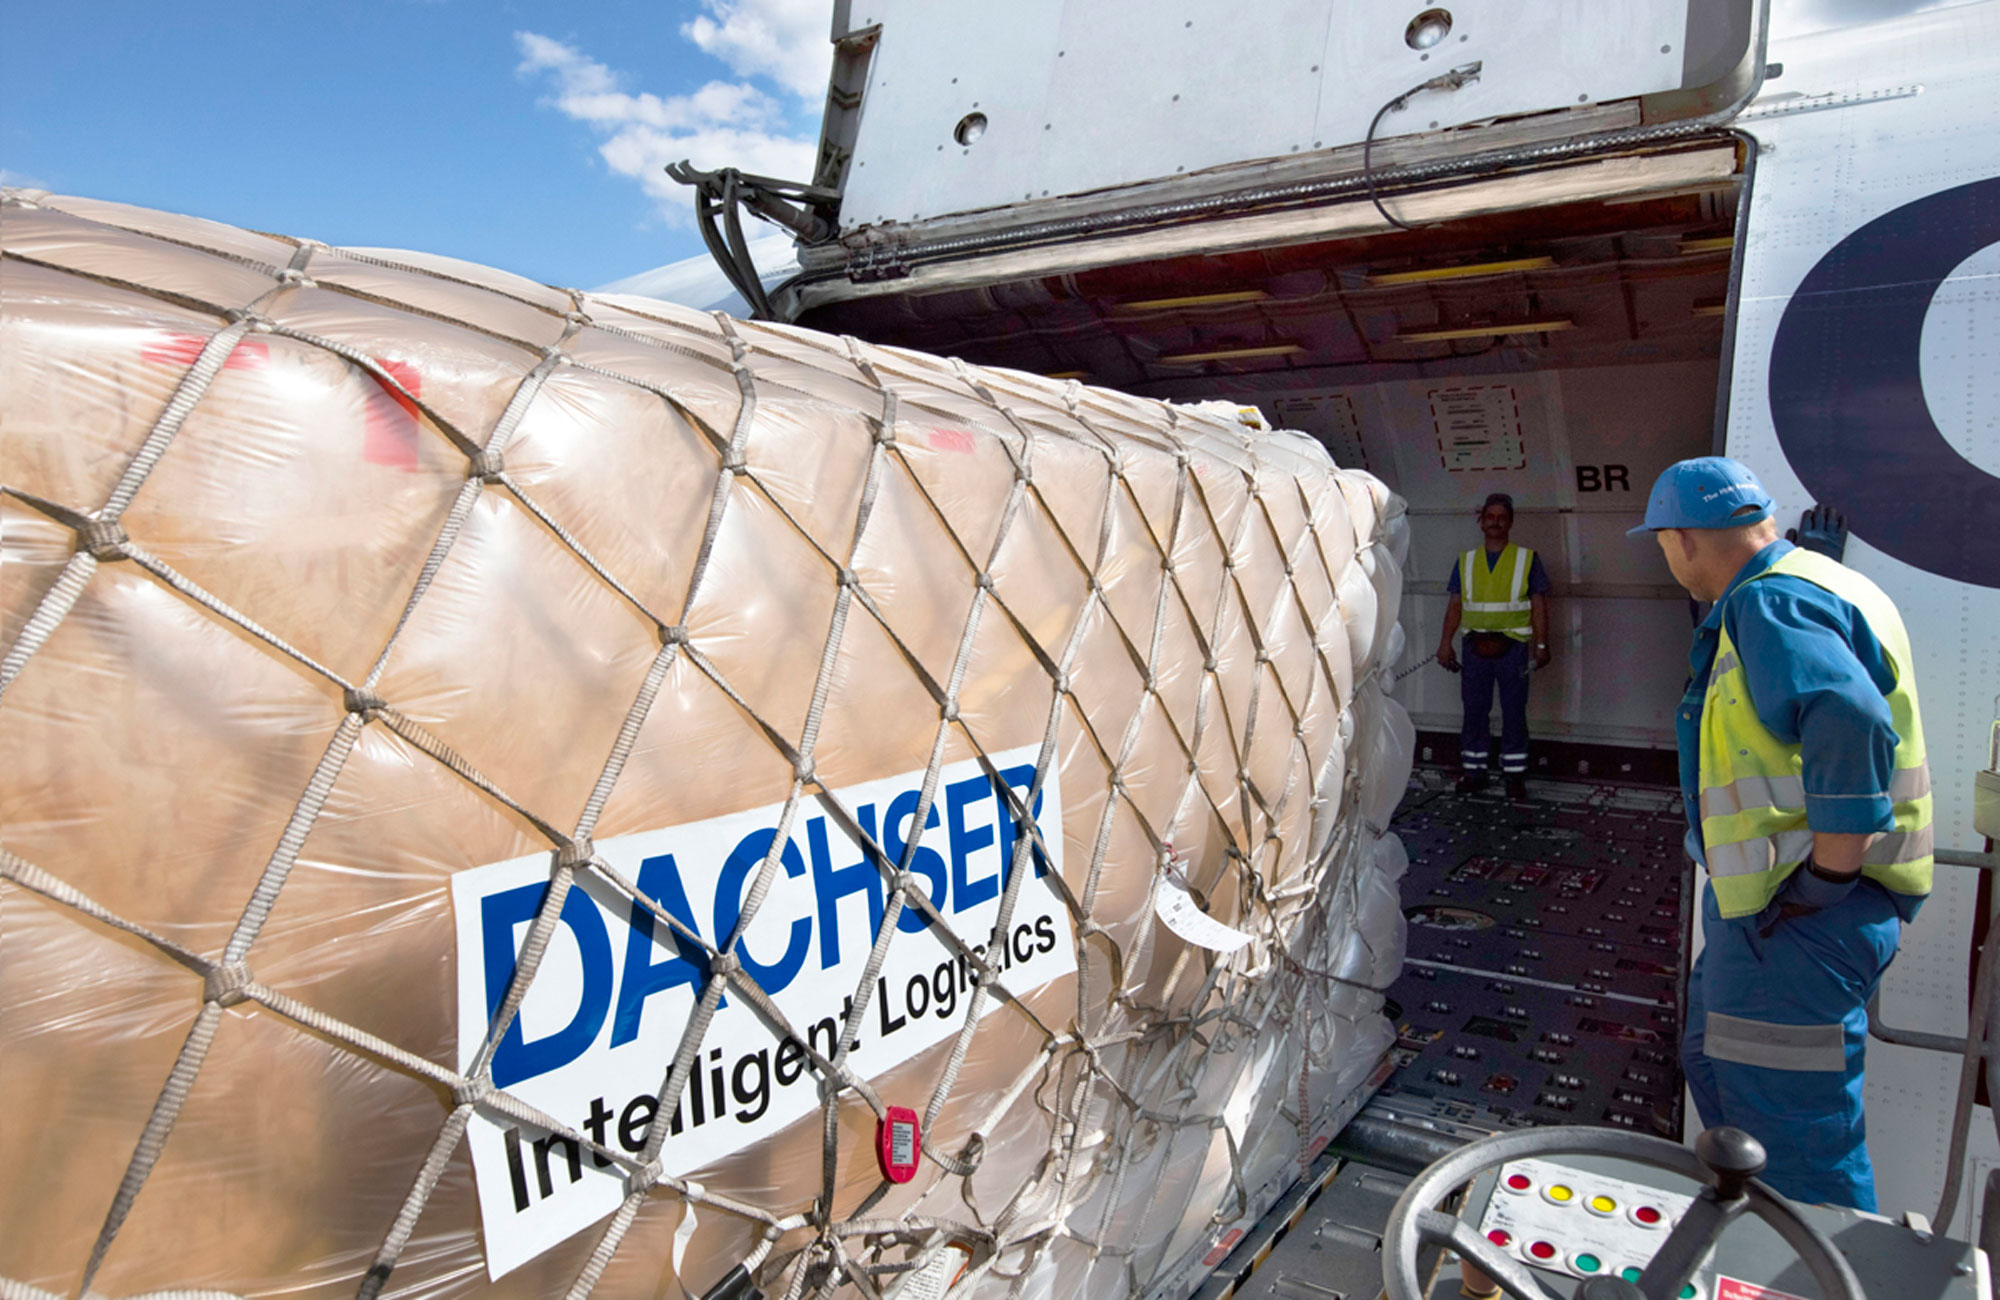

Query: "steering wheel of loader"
(1380, 1125), (1866, 1300)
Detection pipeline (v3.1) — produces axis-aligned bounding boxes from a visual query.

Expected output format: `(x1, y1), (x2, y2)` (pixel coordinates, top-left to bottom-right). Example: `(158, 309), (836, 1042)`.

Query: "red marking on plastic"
(1201, 1228), (1244, 1267)
(363, 358), (423, 468)
(928, 427), (976, 453)
(1635, 1205), (1663, 1224)
(1487, 1229), (1511, 1247)
(1506, 1173), (1532, 1190)
(1528, 1241), (1557, 1260)
(1717, 1278), (1809, 1300)
(141, 332), (268, 370)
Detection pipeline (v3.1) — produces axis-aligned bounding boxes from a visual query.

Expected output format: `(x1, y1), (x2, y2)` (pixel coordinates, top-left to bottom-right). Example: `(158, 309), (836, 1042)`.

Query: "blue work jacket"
(1673, 539), (1923, 923)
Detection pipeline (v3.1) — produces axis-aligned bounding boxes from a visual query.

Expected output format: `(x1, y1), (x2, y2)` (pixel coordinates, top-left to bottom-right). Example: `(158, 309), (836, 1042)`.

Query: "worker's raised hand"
(1437, 643), (1460, 672)
(1787, 503), (1849, 562)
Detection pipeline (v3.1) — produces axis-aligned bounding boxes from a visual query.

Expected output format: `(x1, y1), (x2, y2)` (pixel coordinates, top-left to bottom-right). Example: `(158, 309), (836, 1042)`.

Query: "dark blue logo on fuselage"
(1768, 175), (2000, 588)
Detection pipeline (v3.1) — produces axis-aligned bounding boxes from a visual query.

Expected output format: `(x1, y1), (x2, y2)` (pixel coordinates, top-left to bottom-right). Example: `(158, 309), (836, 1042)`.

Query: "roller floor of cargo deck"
(1183, 766), (1696, 1300)
(1364, 766), (1694, 1148)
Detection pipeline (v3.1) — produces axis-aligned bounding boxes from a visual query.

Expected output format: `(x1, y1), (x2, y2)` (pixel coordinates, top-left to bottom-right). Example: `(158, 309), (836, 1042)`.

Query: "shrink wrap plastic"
(0, 191), (1413, 1300)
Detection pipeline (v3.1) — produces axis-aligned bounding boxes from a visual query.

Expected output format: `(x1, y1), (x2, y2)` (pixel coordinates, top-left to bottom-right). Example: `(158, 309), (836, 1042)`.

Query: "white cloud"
(0, 167), (51, 190)
(515, 31), (819, 224)
(683, 0), (834, 102)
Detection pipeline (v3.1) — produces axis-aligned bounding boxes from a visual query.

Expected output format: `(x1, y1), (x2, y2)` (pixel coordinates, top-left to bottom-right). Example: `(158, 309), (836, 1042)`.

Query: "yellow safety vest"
(1698, 549), (1933, 919)
(1460, 544), (1535, 639)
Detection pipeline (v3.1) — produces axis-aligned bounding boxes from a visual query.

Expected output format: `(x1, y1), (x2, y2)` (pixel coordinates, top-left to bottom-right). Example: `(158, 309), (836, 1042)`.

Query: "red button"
(1635, 1206), (1663, 1224)
(1506, 1173), (1533, 1190)
(1488, 1229), (1512, 1247)
(1529, 1241), (1557, 1260)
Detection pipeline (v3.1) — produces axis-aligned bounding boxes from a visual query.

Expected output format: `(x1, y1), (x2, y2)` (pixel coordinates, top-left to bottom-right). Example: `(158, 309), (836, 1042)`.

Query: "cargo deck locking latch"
(878, 1106), (921, 1183)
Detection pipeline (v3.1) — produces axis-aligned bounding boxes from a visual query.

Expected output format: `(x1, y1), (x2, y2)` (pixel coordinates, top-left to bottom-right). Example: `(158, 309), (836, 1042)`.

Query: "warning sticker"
(1716, 1279), (1811, 1300)
(451, 745), (1073, 1278)
(1428, 384), (1526, 472)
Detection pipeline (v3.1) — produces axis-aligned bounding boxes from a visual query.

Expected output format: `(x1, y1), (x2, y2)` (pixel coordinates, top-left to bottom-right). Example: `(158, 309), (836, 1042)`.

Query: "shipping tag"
(897, 1242), (972, 1300)
(672, 1181), (701, 1283)
(1154, 872), (1252, 954)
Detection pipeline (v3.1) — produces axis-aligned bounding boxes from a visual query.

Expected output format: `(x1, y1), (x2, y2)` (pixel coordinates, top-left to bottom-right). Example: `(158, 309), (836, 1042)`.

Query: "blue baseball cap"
(1627, 457), (1775, 535)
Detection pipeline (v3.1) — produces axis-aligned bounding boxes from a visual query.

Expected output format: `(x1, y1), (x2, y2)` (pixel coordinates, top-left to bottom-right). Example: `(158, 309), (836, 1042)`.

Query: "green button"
(1681, 1286), (1699, 1299)
(1621, 1268), (1644, 1283)
(1575, 1253), (1602, 1273)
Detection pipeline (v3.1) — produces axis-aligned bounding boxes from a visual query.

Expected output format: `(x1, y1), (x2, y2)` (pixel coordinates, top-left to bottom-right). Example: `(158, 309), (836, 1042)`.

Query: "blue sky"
(0, 1), (830, 290)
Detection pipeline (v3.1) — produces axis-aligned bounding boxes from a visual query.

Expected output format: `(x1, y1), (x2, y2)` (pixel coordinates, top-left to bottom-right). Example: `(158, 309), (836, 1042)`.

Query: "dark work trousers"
(1683, 877), (1901, 1210)
(1459, 635), (1530, 774)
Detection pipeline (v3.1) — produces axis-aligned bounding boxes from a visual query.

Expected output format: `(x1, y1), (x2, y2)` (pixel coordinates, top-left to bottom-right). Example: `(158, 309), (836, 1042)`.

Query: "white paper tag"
(1154, 874), (1252, 953)
(672, 1181), (701, 1281)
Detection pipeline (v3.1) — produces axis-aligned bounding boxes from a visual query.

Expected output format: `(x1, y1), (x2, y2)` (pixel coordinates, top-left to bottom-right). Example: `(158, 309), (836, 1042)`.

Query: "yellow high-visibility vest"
(1459, 544), (1535, 640)
(1698, 549), (1933, 918)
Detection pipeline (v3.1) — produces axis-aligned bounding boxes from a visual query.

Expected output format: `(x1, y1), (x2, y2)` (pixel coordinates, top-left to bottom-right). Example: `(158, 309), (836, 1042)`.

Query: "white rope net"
(0, 189), (1414, 1300)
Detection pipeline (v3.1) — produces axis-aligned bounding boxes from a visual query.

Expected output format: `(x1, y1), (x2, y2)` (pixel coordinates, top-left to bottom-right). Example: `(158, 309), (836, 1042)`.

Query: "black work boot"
(1457, 770), (1489, 794)
(1505, 775), (1529, 800)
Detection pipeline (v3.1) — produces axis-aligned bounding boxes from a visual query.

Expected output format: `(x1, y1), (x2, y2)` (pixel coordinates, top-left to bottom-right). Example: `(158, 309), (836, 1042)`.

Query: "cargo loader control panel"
(1437, 1152), (1983, 1299)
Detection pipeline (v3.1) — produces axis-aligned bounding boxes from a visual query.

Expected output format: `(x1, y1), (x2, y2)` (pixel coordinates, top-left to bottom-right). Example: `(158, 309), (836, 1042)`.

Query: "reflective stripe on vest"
(1460, 543), (1534, 639)
(1698, 549), (1933, 918)
(1700, 765), (1932, 821)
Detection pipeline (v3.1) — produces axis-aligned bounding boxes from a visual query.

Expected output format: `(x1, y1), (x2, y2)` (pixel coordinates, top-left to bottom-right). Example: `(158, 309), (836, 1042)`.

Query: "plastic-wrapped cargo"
(0, 189), (1414, 1300)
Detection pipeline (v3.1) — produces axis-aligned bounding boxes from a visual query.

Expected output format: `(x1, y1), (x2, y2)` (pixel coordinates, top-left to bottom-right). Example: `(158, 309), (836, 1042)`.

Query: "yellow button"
(1548, 1184), (1573, 1202)
(1590, 1194), (1617, 1213)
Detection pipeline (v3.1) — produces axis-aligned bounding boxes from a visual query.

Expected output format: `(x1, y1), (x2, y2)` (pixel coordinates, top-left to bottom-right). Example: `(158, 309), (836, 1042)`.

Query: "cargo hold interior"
(797, 147), (1746, 781)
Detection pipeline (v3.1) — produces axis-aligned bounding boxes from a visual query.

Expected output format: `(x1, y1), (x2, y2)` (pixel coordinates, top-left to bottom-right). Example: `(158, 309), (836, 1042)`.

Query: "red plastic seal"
(878, 1106), (921, 1183)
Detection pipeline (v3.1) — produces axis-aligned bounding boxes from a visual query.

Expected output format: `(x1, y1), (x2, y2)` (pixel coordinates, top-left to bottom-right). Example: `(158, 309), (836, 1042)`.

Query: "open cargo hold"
(0, 190), (1414, 1300)
(794, 146), (1744, 767)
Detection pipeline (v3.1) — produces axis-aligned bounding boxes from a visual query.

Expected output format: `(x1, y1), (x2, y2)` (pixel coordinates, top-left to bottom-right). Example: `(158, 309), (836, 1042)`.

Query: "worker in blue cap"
(1633, 456), (1932, 1210)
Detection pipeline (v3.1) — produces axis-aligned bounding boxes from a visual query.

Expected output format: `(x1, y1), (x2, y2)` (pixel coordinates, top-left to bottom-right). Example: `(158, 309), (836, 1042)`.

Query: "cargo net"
(0, 190), (1413, 1300)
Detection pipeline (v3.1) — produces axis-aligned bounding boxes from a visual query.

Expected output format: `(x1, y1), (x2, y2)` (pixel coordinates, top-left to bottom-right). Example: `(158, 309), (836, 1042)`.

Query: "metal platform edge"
(1142, 1052), (1398, 1300)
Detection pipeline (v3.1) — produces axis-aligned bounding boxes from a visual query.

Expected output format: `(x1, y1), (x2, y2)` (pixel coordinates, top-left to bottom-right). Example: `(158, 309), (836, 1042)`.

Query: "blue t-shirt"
(1673, 539), (1920, 921)
(1444, 546), (1553, 597)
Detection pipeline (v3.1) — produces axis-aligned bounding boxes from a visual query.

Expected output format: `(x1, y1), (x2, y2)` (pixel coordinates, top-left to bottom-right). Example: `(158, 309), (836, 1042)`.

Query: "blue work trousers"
(1458, 635), (1531, 774)
(1682, 876), (1902, 1210)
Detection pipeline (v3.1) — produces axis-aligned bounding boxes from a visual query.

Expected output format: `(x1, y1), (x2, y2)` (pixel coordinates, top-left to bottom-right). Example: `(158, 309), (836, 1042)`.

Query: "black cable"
(1363, 92), (1425, 233)
(720, 171), (775, 320)
(692, 189), (752, 309)
(1358, 63), (1487, 235)
(666, 161), (837, 321)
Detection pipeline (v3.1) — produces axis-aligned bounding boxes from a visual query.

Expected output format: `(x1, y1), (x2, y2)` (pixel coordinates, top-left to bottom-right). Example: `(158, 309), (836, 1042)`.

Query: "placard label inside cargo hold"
(450, 746), (1074, 1279)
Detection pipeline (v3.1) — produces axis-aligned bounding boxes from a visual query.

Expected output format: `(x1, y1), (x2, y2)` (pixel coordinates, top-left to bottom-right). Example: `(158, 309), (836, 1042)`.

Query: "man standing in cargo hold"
(1435, 492), (1551, 799)
(1635, 457), (1931, 1211)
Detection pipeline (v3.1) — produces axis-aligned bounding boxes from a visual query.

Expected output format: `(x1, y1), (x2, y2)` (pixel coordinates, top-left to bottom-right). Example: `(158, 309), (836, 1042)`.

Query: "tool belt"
(1465, 632), (1517, 659)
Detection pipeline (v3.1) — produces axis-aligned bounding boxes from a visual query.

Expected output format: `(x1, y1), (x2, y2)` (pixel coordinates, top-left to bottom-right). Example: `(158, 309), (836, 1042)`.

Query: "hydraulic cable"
(665, 162), (838, 319)
(1363, 62), (1485, 232)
